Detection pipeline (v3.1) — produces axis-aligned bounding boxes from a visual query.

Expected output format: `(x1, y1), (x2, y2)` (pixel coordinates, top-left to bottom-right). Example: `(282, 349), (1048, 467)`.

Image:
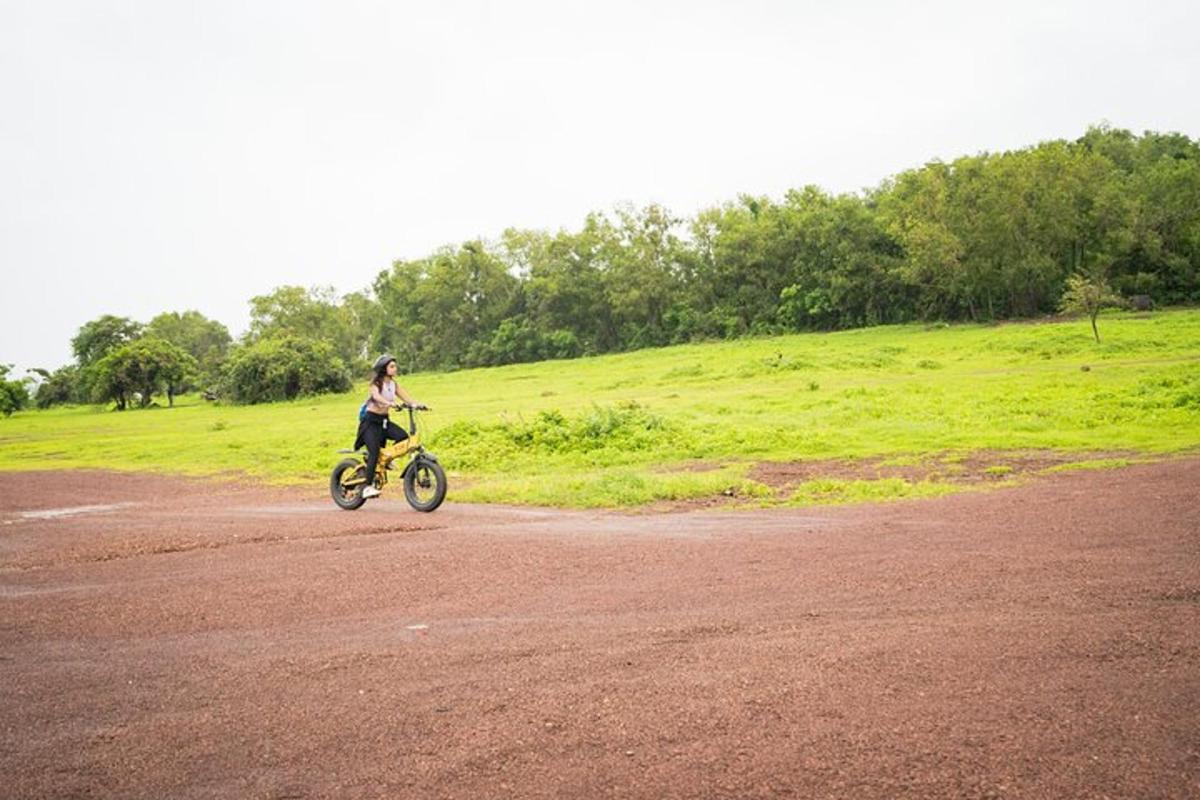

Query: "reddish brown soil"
(2, 462), (1198, 799)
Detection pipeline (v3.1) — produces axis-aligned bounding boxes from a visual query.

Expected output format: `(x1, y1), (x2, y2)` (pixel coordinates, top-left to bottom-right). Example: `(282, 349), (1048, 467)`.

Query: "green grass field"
(2, 310), (1198, 508)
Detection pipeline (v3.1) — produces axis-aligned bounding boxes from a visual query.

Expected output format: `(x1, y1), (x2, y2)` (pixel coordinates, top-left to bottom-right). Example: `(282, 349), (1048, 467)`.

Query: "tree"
(506, 225), (614, 354)
(70, 315), (143, 367)
(133, 338), (197, 406)
(247, 286), (371, 370)
(687, 195), (794, 336)
(0, 364), (30, 417)
(773, 188), (906, 330)
(1059, 272), (1121, 342)
(878, 163), (971, 319)
(593, 204), (690, 348)
(89, 338), (197, 409)
(1121, 133), (1200, 304)
(146, 311), (232, 388)
(221, 335), (352, 404)
(88, 352), (132, 410)
(372, 242), (520, 370)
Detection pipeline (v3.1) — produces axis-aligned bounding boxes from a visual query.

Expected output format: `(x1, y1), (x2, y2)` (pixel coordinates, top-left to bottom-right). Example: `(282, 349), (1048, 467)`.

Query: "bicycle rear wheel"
(330, 458), (367, 510)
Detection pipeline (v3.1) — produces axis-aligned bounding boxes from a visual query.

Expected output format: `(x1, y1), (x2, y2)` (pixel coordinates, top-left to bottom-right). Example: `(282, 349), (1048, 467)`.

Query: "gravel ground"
(1, 460), (1198, 799)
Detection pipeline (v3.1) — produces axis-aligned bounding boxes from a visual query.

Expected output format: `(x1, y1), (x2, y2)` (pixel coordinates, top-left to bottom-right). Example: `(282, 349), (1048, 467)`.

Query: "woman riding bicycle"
(355, 354), (423, 498)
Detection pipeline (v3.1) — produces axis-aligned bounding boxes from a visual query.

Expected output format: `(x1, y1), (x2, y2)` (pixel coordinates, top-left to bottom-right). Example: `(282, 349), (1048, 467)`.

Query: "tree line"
(10, 293), (364, 412)
(5, 124), (1198, 412)
(371, 124), (1198, 370)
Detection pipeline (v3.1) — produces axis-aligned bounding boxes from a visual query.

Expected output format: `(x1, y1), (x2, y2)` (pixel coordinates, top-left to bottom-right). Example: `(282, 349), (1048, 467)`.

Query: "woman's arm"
(394, 383), (417, 407)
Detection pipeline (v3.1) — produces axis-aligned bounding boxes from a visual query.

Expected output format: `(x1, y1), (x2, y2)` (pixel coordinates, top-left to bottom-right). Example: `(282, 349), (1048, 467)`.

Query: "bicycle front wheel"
(404, 459), (447, 512)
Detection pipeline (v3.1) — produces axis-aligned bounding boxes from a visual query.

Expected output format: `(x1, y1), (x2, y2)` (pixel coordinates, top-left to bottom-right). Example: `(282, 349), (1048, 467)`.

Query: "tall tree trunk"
(1090, 311), (1101, 342)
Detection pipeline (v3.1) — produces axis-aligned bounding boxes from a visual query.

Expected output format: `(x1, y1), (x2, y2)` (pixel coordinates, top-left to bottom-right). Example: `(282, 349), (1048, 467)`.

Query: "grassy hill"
(2, 309), (1198, 508)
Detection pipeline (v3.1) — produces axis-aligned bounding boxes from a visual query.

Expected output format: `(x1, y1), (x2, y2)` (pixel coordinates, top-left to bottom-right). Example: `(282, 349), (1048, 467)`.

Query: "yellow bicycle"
(330, 404), (447, 512)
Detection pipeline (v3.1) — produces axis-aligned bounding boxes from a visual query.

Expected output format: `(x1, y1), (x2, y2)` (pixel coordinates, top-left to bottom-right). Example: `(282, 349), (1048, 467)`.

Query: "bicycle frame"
(340, 405), (428, 488)
(375, 405), (425, 485)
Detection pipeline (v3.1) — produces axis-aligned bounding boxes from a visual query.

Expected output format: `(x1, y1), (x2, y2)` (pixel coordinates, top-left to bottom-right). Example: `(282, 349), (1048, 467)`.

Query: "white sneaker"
(362, 486), (381, 499)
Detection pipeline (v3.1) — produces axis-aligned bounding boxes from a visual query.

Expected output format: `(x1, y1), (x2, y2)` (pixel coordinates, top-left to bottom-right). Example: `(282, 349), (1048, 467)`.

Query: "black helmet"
(372, 354), (396, 373)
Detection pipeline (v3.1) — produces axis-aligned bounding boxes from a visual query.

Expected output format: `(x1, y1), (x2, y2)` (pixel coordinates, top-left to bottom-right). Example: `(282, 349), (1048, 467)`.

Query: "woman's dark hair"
(371, 355), (396, 390)
(371, 362), (392, 390)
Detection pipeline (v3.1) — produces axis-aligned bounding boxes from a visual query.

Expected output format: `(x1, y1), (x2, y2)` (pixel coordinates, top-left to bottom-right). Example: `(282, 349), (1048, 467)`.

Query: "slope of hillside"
(2, 309), (1197, 507)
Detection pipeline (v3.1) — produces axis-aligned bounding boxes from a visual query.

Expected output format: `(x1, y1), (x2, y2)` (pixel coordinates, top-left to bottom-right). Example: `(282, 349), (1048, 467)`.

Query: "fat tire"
(404, 459), (447, 512)
(330, 458), (367, 510)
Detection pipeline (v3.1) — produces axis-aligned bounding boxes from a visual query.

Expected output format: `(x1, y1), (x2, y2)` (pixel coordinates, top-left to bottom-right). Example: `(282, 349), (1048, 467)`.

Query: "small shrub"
(662, 363), (705, 380)
(432, 402), (680, 469)
(1174, 384), (1200, 409)
(0, 364), (29, 417)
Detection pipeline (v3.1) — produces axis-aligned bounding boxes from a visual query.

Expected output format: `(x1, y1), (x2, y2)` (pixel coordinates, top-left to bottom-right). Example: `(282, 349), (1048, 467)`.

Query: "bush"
(33, 364), (85, 408)
(0, 364), (29, 417)
(466, 319), (583, 366)
(221, 335), (351, 404)
(433, 402), (679, 470)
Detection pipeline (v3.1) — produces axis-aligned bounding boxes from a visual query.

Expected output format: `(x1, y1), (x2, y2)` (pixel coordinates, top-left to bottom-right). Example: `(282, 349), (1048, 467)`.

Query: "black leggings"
(362, 413), (409, 485)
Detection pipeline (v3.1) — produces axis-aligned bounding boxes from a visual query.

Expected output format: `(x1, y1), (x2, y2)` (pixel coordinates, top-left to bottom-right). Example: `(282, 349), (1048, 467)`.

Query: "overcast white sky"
(2, 0), (1198, 374)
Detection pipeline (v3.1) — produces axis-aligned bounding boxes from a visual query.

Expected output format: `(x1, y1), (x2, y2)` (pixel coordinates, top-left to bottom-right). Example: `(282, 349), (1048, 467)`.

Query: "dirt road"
(2, 461), (1198, 799)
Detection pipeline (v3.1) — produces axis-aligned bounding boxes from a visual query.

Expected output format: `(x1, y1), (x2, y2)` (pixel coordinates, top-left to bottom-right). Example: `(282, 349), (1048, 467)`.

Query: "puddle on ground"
(2, 503), (138, 525)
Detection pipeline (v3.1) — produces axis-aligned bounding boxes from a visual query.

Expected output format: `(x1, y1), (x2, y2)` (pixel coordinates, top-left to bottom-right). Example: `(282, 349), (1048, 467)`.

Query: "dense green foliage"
(0, 364), (30, 417)
(245, 285), (371, 371)
(15, 125), (1200, 408)
(30, 364), (81, 409)
(221, 335), (352, 404)
(366, 125), (1199, 371)
(70, 314), (143, 367)
(146, 310), (232, 388)
(90, 338), (197, 409)
(2, 311), (1197, 508)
